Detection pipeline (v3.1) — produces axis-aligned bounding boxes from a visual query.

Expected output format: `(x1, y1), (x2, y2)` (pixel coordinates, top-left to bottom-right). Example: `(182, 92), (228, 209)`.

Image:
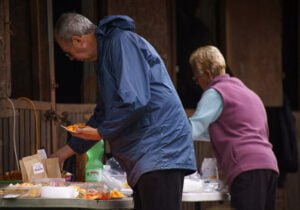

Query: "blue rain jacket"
(68, 15), (196, 187)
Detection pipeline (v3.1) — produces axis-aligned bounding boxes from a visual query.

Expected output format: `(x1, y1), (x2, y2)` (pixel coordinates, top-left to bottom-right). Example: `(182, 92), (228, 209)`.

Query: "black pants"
(133, 169), (186, 210)
(230, 169), (278, 210)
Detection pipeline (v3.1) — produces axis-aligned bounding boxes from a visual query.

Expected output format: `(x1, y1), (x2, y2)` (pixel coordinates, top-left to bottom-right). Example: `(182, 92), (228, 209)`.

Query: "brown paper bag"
(19, 159), (28, 182)
(22, 154), (48, 182)
(44, 158), (62, 178)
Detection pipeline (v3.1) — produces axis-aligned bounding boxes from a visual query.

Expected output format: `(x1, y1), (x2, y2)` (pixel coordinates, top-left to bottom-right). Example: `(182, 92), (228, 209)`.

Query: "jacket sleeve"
(86, 102), (105, 128)
(97, 34), (152, 141)
(67, 137), (97, 154)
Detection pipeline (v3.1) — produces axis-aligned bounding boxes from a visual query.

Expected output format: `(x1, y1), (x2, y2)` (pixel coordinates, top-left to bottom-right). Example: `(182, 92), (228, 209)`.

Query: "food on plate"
(61, 123), (86, 133)
(84, 188), (110, 200)
(67, 123), (86, 131)
(26, 188), (41, 198)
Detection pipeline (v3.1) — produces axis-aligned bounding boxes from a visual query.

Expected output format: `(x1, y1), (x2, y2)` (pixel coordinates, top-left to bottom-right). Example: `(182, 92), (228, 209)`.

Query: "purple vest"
(208, 74), (279, 187)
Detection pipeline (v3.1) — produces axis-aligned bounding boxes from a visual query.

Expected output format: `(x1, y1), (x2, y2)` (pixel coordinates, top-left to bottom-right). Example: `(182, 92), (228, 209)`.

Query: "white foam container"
(41, 186), (78, 198)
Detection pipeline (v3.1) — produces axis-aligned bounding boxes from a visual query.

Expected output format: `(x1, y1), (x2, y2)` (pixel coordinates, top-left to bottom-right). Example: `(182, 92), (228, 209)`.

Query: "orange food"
(85, 189), (99, 200)
(110, 189), (125, 199)
(66, 123), (86, 132)
(85, 193), (100, 200)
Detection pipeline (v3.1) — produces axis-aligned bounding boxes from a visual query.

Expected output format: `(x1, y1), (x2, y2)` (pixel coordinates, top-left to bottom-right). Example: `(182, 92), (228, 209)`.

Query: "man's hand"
(72, 125), (101, 141)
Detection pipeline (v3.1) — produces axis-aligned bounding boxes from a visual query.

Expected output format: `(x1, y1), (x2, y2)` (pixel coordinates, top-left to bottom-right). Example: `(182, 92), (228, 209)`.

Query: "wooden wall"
(0, 99), (94, 179)
(105, 0), (177, 83)
(0, 0), (10, 98)
(225, 0), (283, 106)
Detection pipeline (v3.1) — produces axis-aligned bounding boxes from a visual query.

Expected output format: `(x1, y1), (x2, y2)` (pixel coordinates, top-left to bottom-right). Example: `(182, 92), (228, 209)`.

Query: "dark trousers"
(230, 169), (278, 210)
(133, 169), (186, 210)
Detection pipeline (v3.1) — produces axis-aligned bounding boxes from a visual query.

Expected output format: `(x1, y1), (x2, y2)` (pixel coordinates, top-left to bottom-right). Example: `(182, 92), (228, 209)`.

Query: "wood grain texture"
(225, 0), (282, 106)
(106, 0), (176, 82)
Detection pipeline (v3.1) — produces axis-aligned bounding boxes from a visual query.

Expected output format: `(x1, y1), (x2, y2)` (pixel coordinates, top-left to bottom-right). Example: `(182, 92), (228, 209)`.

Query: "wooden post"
(81, 0), (98, 103)
(29, 0), (51, 101)
(0, 0), (11, 98)
(46, 0), (58, 152)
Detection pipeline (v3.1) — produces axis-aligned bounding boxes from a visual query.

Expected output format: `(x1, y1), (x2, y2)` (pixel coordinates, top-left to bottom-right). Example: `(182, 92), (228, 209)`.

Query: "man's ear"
(71, 35), (82, 46)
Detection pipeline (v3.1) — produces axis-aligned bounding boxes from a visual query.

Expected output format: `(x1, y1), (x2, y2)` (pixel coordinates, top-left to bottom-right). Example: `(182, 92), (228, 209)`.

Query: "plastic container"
(31, 178), (66, 186)
(41, 186), (78, 198)
(85, 140), (104, 182)
(2, 183), (42, 198)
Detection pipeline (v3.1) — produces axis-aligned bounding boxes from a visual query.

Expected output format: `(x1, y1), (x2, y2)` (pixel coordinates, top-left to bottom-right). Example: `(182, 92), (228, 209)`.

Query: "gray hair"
(54, 13), (97, 42)
(189, 45), (226, 76)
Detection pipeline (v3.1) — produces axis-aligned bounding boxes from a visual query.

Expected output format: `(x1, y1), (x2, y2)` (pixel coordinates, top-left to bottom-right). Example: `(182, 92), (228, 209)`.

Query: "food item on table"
(25, 188), (41, 198)
(0, 188), (5, 197)
(3, 182), (42, 198)
(9, 182), (35, 187)
(110, 189), (125, 199)
(84, 188), (110, 200)
(85, 189), (99, 200)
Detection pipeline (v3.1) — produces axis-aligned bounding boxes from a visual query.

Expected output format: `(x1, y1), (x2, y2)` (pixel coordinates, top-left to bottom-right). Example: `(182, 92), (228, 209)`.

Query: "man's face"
(56, 33), (97, 62)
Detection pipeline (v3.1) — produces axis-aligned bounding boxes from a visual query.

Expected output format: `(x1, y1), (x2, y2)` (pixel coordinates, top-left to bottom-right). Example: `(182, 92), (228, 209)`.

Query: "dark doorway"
(53, 0), (83, 103)
(282, 0), (298, 110)
(176, 0), (221, 108)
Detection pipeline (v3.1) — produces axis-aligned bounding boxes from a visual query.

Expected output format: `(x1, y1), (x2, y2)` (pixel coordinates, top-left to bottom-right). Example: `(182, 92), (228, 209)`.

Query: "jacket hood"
(96, 15), (135, 36)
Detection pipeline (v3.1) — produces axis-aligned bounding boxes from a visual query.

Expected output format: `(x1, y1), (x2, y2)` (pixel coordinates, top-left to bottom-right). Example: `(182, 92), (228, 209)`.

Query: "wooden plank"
(24, 109), (32, 157)
(38, 109), (52, 155)
(0, 0), (11, 98)
(14, 109), (20, 161)
(56, 103), (95, 112)
(29, 0), (51, 101)
(106, 0), (175, 81)
(24, 109), (32, 154)
(81, 0), (98, 103)
(46, 115), (52, 154)
(225, 0), (282, 106)
(10, 0), (34, 97)
(2, 118), (9, 174)
(19, 110), (26, 157)
(0, 119), (3, 176)
(0, 99), (52, 110)
(39, 111), (46, 151)
(18, 109), (25, 159)
(0, 0), (5, 97)
(29, 109), (36, 152)
(8, 115), (16, 171)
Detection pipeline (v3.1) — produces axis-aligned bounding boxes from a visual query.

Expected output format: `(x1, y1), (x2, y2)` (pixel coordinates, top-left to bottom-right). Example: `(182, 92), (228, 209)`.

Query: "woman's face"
(193, 70), (212, 90)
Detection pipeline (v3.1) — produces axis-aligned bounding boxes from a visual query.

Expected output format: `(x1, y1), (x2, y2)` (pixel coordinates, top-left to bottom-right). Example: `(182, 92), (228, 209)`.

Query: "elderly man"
(52, 13), (196, 210)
